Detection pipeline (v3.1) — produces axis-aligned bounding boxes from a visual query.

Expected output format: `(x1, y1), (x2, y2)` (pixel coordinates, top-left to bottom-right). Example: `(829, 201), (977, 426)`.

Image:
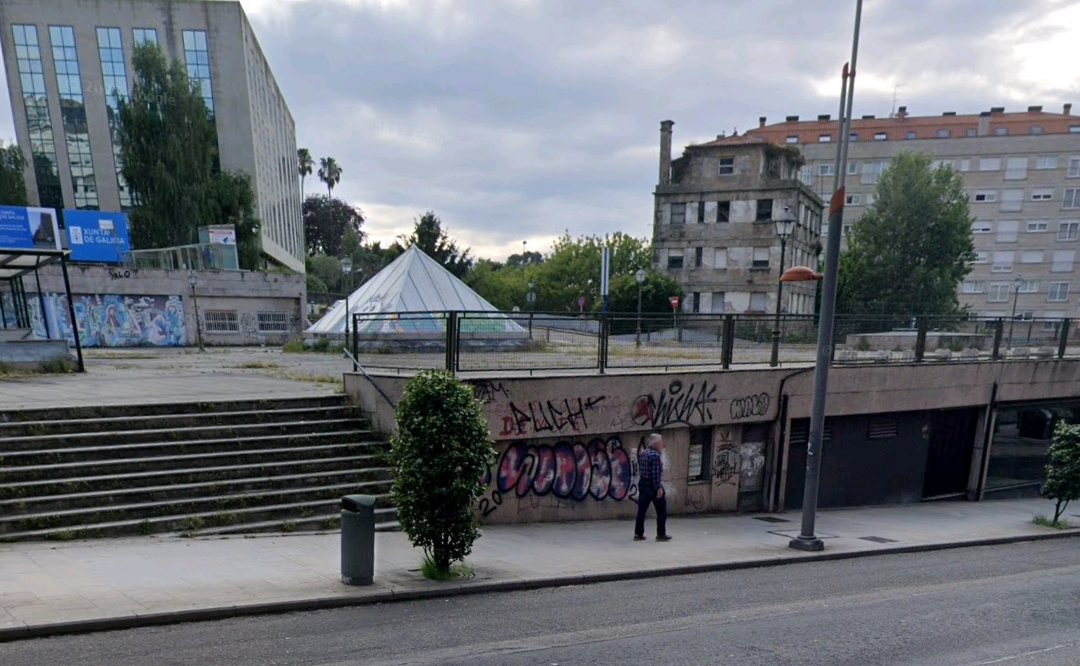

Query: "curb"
(2, 528), (1077, 643)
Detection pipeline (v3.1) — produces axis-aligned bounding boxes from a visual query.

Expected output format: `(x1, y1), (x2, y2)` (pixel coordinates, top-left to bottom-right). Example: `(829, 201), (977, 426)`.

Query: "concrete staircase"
(0, 396), (396, 541)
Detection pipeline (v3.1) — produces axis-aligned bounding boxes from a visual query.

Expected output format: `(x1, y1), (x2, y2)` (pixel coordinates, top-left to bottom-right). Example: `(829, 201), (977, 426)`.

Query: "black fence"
(344, 310), (1079, 373)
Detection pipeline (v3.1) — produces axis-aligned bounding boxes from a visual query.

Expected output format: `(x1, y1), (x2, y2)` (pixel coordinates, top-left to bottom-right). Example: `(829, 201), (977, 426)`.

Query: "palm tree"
(297, 148), (314, 198)
(318, 157), (342, 197)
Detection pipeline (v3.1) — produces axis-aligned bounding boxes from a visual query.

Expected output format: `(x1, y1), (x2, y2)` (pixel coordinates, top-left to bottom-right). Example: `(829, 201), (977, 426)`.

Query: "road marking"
(972, 641), (1080, 664)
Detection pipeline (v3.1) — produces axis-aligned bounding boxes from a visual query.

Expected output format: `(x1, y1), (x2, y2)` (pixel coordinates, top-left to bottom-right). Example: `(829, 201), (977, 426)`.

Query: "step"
(0, 395), (349, 424)
(181, 507), (399, 538)
(0, 468), (393, 513)
(1, 430), (381, 464)
(0, 418), (365, 451)
(0, 405), (360, 438)
(0, 455), (388, 498)
(0, 481), (395, 534)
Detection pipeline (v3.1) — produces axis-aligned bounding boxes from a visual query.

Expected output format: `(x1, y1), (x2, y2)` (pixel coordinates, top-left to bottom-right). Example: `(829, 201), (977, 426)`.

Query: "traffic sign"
(670, 296), (680, 310)
(527, 291), (536, 304)
(578, 296), (586, 309)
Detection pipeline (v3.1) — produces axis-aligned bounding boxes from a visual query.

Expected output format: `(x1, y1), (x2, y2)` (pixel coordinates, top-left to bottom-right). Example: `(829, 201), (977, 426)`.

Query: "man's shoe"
(656, 535), (672, 542)
(633, 535), (646, 541)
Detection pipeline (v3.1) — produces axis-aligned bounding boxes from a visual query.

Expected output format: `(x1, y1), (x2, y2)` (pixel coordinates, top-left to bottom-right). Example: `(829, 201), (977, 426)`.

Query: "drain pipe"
(767, 367), (816, 511)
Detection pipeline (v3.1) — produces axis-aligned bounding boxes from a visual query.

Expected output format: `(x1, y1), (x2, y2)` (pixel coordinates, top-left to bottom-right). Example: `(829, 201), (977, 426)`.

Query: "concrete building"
(0, 0), (305, 273)
(747, 105), (1080, 322)
(653, 121), (824, 316)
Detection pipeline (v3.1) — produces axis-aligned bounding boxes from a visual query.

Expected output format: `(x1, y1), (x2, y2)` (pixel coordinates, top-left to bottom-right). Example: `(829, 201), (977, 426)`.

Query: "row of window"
(963, 281), (1072, 302)
(971, 220), (1079, 241)
(969, 187), (1080, 209)
(665, 246), (814, 272)
(969, 249), (1076, 273)
(792, 125), (1080, 144)
(667, 199), (798, 224)
(803, 157), (1080, 187)
(203, 311), (291, 333)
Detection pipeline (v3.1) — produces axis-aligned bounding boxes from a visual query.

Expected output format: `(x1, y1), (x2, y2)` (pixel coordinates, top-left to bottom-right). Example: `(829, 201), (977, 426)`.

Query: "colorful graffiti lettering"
(631, 380), (717, 428)
(499, 397), (606, 437)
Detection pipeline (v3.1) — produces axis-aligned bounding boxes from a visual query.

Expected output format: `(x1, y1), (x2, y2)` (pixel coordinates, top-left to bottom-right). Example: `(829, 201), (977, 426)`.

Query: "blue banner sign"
(0, 206), (61, 252)
(65, 210), (131, 263)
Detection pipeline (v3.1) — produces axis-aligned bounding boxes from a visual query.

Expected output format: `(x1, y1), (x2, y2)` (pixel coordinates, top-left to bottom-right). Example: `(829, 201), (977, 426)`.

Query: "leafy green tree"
(0, 142), (27, 206)
(464, 258), (524, 310)
(390, 370), (495, 577)
(405, 211), (473, 278)
(1044, 421), (1080, 524)
(318, 156), (342, 197)
(303, 195), (364, 256)
(207, 170), (261, 270)
(837, 152), (975, 319)
(506, 250), (543, 267)
(297, 148), (314, 198)
(306, 254), (343, 293)
(533, 231), (653, 312)
(607, 270), (685, 315)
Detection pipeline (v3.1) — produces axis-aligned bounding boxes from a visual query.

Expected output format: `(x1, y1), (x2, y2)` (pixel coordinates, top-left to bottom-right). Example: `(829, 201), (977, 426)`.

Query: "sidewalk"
(1, 498), (1076, 640)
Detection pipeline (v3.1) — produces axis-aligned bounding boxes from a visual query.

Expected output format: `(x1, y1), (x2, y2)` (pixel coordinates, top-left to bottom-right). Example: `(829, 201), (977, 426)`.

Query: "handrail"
(343, 347), (396, 408)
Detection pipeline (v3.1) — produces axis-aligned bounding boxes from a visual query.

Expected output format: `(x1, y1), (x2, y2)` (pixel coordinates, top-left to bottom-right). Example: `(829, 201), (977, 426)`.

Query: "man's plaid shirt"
(638, 448), (663, 488)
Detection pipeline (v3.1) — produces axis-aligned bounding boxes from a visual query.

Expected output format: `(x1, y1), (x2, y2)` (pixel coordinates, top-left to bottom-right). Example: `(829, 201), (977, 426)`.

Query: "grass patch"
(237, 361), (281, 369)
(282, 338), (347, 355)
(281, 520), (297, 533)
(1033, 514), (1072, 530)
(420, 555), (474, 581)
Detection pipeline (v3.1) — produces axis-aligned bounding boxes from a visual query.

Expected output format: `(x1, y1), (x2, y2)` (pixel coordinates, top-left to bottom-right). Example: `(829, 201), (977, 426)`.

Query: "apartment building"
(746, 105), (1080, 322)
(0, 0), (305, 273)
(652, 121), (824, 316)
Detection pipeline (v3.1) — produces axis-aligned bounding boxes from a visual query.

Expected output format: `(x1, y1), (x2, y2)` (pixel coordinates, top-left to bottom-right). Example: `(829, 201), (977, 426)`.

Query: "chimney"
(978, 111), (990, 136)
(659, 120), (674, 186)
(1028, 105), (1043, 113)
(1065, 103), (1073, 116)
(817, 114), (831, 121)
(942, 111), (956, 117)
(990, 107), (1005, 114)
(862, 115), (875, 120)
(785, 115), (799, 122)
(759, 116), (767, 129)
(897, 106), (907, 119)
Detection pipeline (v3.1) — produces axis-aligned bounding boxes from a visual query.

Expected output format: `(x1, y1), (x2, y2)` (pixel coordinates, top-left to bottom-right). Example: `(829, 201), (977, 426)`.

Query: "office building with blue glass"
(0, 0), (305, 273)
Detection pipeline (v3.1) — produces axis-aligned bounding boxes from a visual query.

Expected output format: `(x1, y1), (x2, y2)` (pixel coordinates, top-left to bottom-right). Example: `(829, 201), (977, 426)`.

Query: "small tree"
(390, 370), (495, 576)
(1044, 421), (1080, 524)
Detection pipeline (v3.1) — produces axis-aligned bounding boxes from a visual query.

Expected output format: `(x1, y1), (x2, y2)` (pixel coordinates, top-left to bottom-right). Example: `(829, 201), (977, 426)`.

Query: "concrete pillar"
(659, 120), (674, 186)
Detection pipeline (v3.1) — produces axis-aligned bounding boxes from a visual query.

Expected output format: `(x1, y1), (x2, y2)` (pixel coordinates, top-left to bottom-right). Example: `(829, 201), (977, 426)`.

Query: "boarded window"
(868, 415), (899, 439)
(204, 310), (239, 333)
(688, 427), (712, 482)
(258, 311), (290, 333)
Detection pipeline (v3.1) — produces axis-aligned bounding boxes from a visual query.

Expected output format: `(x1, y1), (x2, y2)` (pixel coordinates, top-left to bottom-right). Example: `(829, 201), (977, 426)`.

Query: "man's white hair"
(646, 433), (663, 449)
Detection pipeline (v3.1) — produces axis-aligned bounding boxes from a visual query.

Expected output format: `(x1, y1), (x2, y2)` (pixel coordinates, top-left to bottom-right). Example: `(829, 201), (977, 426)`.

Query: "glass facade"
(12, 24), (63, 209)
(182, 30), (214, 112)
(96, 27), (131, 208)
(49, 25), (98, 209)
(986, 401), (1080, 492)
(132, 27), (158, 46)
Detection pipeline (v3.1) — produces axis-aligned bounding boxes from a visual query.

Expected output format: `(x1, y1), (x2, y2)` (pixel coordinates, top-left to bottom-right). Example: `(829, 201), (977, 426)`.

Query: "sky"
(3, 0), (1078, 261)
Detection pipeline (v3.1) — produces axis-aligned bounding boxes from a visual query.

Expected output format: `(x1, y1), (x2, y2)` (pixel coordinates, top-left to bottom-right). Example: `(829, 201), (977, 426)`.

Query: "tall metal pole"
(190, 283), (205, 351)
(59, 256), (85, 372)
(790, 0), (863, 552)
(770, 235), (788, 367)
(636, 283), (643, 348)
(1009, 281), (1020, 348)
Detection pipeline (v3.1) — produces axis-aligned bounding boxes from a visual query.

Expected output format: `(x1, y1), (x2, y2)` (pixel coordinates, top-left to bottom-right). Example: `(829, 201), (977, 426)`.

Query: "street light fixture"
(635, 268), (647, 348)
(188, 271), (204, 352)
(770, 206), (799, 367)
(1009, 274), (1024, 348)
(341, 256), (353, 348)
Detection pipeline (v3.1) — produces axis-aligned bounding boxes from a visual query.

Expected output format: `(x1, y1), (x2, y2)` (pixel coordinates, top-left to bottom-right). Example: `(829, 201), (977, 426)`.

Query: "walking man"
(634, 433), (670, 541)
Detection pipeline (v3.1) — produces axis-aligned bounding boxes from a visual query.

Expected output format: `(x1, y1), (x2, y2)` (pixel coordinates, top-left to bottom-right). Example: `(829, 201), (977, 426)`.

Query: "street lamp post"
(635, 269), (647, 348)
(341, 256), (353, 350)
(188, 271), (204, 352)
(1009, 274), (1023, 348)
(526, 279), (536, 337)
(770, 207), (798, 367)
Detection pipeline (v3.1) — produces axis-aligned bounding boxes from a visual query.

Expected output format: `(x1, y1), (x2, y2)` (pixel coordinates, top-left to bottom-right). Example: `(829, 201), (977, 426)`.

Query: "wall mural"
(21, 293), (187, 347)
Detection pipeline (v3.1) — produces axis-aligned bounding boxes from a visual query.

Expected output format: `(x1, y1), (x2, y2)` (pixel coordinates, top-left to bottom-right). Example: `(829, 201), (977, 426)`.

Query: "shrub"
(390, 370), (495, 577)
(1043, 421), (1080, 523)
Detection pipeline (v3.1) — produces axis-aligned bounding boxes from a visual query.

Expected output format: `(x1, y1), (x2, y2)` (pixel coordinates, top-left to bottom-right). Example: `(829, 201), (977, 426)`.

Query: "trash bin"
(340, 494), (376, 585)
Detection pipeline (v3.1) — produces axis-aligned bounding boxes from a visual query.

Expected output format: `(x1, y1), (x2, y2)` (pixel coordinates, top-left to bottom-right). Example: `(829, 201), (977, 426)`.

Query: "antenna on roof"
(889, 82), (907, 118)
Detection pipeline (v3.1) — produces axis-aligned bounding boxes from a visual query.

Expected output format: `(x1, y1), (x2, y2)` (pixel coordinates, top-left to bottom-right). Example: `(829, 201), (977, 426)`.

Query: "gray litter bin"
(340, 494), (375, 585)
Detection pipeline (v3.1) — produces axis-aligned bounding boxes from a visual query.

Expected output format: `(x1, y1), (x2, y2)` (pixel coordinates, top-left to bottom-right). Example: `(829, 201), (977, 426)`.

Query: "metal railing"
(345, 310), (1079, 374)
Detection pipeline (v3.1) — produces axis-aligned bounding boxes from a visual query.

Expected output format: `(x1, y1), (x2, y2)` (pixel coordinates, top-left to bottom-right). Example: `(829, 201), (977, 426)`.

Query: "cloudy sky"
(3, 0), (1079, 260)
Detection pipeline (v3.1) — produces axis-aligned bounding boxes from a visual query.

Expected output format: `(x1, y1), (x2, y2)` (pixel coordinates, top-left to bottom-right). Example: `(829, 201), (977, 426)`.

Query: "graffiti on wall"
(713, 427), (739, 487)
(471, 380), (510, 404)
(730, 393), (770, 421)
(631, 379), (718, 428)
(23, 293), (187, 347)
(498, 396), (607, 437)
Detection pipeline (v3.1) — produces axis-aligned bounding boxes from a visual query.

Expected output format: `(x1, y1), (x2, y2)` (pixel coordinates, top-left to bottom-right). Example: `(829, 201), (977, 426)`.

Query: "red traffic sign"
(669, 296), (680, 309)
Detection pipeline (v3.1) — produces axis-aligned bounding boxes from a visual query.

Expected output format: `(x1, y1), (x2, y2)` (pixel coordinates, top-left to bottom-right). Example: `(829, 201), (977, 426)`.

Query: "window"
(718, 157), (735, 176)
(1052, 250), (1076, 272)
(966, 128), (977, 137)
(988, 283), (1011, 302)
(786, 135), (798, 144)
(1027, 221), (1049, 232)
(1016, 280), (1039, 294)
(874, 132), (887, 140)
(1068, 158), (1080, 178)
(1030, 126), (1044, 135)
(670, 203), (686, 224)
(1001, 189), (1024, 212)
(694, 247), (703, 268)
(204, 310), (239, 332)
(1065, 189), (1080, 209)
(962, 281), (985, 294)
(997, 221), (1019, 242)
(905, 130), (917, 140)
(847, 161), (859, 175)
(936, 129), (951, 138)
(257, 312), (290, 333)
(973, 250), (990, 263)
(687, 428), (713, 482)
(691, 292), (701, 313)
(697, 201), (706, 223)
(1058, 221), (1080, 241)
(717, 201), (730, 223)
(1048, 283), (1070, 302)
(971, 221), (992, 234)
(49, 26), (99, 210)
(1020, 250), (1044, 264)
(713, 249), (727, 270)
(1005, 157), (1028, 180)
(1036, 156), (1058, 170)
(1031, 188), (1054, 201)
(818, 163), (835, 177)
(865, 193), (876, 206)
(861, 160), (888, 185)
(97, 27), (132, 208)
(818, 134), (831, 143)
(979, 157), (1002, 171)
(849, 133), (859, 142)
(1072, 126), (1080, 133)
(749, 292), (768, 312)
(756, 199), (772, 221)
(930, 159), (951, 170)
(12, 24), (63, 210)
(182, 29), (214, 111)
(1043, 315), (1067, 331)
(992, 251), (1014, 272)
(667, 251), (684, 269)
(994, 127), (1009, 136)
(710, 292), (726, 313)
(846, 193), (862, 206)
(132, 28), (158, 45)
(752, 247), (770, 269)
(958, 159), (971, 172)
(973, 191), (997, 203)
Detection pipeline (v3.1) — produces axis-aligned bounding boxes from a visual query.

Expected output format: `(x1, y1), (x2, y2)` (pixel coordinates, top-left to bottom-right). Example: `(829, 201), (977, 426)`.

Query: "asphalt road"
(3, 539), (1080, 666)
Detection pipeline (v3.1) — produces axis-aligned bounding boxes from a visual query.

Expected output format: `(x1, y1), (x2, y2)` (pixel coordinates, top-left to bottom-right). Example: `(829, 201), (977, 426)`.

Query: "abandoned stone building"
(652, 120), (824, 315)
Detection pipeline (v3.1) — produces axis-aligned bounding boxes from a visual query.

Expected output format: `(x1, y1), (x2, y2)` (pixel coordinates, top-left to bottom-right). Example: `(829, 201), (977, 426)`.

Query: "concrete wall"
(346, 359), (1080, 524)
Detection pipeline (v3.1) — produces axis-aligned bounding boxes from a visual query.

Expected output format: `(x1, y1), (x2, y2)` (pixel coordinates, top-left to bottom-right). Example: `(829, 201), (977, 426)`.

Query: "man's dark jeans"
(634, 482), (667, 538)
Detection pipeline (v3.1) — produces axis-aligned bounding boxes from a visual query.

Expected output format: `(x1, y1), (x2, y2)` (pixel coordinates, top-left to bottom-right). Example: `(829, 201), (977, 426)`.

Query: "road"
(3, 539), (1079, 665)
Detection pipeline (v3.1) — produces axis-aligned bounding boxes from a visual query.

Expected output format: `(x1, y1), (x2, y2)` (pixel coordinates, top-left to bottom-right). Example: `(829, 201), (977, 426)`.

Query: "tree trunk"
(1054, 499), (1069, 523)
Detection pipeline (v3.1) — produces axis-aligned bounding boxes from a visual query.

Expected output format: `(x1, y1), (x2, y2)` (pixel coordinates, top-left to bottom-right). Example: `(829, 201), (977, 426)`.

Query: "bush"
(390, 370), (495, 576)
(1043, 421), (1080, 523)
